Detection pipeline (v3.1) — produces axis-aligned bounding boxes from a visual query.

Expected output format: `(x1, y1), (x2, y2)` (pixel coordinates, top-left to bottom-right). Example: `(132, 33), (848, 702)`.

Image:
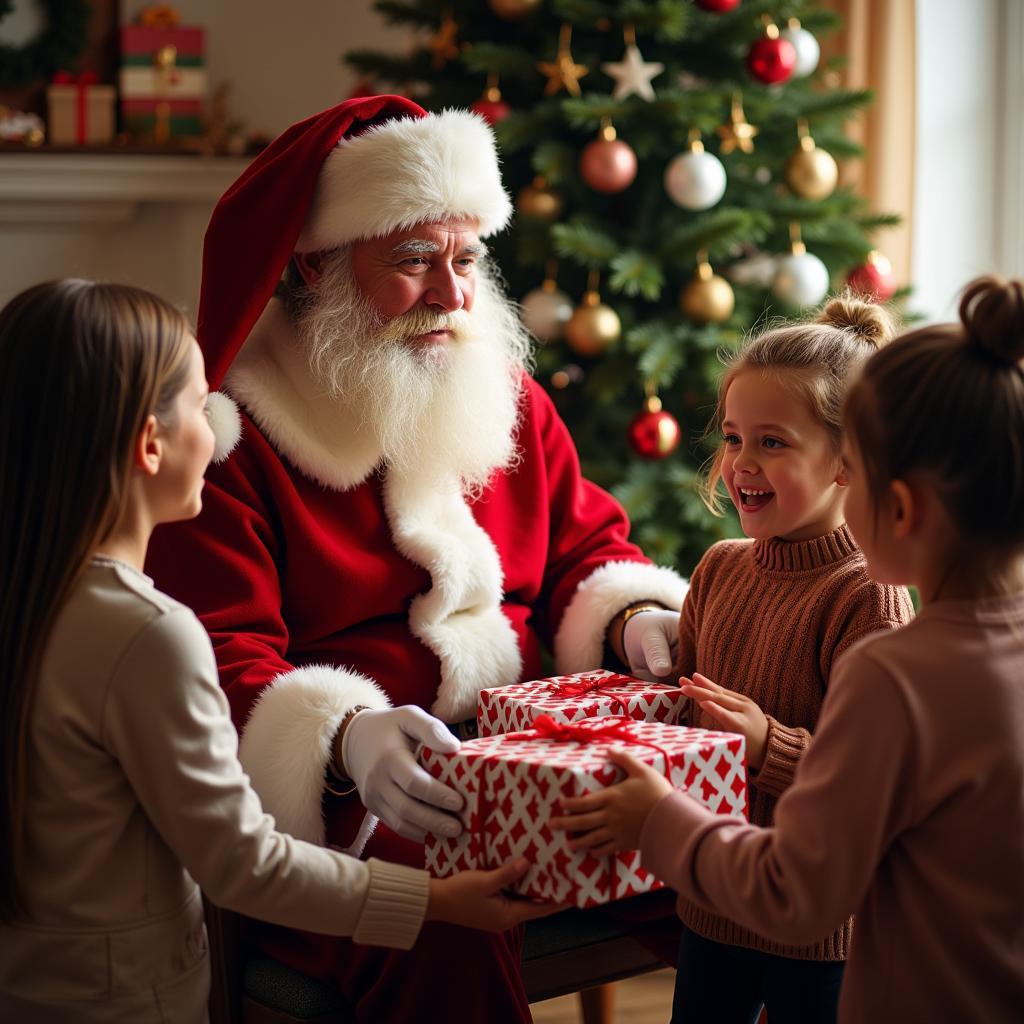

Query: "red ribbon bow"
(52, 71), (99, 145)
(527, 714), (674, 778)
(548, 675), (631, 715)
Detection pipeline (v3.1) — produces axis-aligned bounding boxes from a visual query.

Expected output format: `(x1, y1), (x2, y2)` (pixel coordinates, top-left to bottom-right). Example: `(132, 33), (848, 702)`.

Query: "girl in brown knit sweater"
(557, 296), (914, 1023)
(556, 279), (1024, 1023)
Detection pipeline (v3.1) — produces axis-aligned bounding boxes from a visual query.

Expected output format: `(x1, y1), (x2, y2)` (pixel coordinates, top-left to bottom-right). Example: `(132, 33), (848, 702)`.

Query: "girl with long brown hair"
(0, 279), (552, 1022)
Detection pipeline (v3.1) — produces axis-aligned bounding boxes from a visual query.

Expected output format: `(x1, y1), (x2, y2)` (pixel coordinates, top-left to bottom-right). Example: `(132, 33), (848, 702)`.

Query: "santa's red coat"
(150, 336), (685, 845)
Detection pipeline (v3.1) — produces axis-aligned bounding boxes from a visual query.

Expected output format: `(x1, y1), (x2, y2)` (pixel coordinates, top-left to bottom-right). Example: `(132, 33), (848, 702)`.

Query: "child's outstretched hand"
(682, 673), (768, 771)
(549, 749), (673, 856)
(426, 859), (565, 932)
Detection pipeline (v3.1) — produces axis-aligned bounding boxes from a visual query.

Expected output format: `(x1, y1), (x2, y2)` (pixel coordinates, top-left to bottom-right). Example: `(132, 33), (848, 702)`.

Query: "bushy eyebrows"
(390, 239), (488, 257)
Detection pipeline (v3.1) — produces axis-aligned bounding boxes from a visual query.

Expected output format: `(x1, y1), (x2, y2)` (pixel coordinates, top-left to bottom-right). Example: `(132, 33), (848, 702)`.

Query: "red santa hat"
(197, 94), (513, 390)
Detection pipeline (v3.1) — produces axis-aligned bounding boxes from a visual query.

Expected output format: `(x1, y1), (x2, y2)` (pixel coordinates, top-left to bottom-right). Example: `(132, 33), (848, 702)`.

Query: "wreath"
(0, 0), (92, 89)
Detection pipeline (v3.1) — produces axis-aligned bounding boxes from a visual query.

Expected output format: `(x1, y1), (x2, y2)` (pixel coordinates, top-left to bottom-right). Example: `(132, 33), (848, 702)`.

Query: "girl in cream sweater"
(0, 280), (553, 1023)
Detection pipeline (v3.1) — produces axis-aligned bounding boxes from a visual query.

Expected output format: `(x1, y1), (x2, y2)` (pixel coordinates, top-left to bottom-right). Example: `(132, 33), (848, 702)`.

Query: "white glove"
(341, 706), (464, 842)
(622, 609), (680, 682)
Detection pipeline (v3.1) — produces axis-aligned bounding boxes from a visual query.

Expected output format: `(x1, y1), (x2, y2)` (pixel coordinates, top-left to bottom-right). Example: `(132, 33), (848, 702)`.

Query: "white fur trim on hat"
(205, 390), (242, 463)
(296, 108), (513, 252)
(554, 561), (689, 674)
(237, 665), (390, 846)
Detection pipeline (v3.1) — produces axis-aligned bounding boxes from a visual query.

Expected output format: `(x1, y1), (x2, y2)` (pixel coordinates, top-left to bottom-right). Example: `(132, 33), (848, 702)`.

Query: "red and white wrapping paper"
(422, 715), (747, 908)
(477, 670), (688, 737)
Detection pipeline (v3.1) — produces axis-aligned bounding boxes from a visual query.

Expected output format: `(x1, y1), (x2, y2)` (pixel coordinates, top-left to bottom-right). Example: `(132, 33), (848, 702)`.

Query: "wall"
(118, 1), (414, 139)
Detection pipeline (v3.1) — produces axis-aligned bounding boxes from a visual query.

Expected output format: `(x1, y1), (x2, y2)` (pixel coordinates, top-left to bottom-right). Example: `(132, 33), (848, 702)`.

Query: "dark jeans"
(672, 926), (844, 1024)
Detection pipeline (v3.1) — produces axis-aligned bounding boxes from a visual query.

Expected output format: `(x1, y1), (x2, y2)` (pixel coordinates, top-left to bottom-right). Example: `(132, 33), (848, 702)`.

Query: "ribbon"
(528, 714), (675, 779)
(547, 675), (630, 715)
(52, 71), (98, 145)
(456, 715), (676, 897)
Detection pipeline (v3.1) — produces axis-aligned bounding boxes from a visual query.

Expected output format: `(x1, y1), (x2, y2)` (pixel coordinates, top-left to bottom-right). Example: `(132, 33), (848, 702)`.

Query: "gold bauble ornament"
(680, 258), (735, 324)
(488, 0), (542, 19)
(784, 120), (838, 201)
(516, 176), (564, 221)
(565, 290), (621, 356)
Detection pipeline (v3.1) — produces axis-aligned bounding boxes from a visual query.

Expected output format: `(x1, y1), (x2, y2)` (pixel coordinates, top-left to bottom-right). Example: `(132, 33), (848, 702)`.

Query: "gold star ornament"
(427, 12), (460, 71)
(716, 92), (758, 155)
(537, 24), (588, 97)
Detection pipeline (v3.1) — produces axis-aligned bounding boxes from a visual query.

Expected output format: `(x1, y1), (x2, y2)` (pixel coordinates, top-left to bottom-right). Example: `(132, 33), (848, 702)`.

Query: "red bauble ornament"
(747, 35), (796, 84)
(697, 0), (740, 11)
(471, 95), (511, 126)
(471, 83), (511, 126)
(628, 396), (681, 460)
(847, 250), (896, 302)
(579, 125), (637, 194)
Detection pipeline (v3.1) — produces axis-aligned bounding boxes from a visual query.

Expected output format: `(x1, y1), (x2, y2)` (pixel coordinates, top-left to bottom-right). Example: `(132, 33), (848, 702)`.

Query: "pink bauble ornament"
(522, 281), (573, 341)
(628, 396), (681, 460)
(747, 35), (796, 84)
(697, 0), (740, 11)
(579, 129), (637, 194)
(846, 251), (896, 302)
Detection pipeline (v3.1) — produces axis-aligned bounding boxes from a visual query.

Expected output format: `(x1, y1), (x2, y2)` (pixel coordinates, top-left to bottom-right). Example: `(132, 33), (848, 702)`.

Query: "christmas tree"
(345, 0), (901, 575)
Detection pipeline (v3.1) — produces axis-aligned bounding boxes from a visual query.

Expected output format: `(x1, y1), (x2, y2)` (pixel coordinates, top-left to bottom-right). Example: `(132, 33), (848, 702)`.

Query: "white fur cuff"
(554, 561), (689, 674)
(237, 665), (390, 844)
(206, 390), (242, 463)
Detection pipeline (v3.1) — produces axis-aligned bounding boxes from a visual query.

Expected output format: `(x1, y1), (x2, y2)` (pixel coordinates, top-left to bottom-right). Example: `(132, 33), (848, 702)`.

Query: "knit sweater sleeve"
(752, 580), (913, 800)
(751, 716), (810, 799)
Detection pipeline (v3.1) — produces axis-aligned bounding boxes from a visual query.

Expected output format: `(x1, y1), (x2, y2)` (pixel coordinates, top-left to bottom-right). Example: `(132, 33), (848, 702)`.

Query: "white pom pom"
(205, 391), (242, 463)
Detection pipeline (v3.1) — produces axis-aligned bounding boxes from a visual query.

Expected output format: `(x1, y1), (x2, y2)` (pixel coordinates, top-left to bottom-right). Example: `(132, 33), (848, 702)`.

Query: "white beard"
(291, 249), (533, 497)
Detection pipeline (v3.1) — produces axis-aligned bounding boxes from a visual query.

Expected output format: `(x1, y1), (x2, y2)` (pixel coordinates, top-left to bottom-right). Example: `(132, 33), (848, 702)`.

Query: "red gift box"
(422, 716), (747, 908)
(477, 670), (688, 737)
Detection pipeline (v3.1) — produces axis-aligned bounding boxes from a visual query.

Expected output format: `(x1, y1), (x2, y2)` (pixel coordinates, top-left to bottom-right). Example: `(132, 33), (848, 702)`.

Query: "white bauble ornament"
(664, 142), (726, 211)
(781, 22), (820, 78)
(521, 282), (573, 342)
(727, 252), (778, 289)
(773, 251), (830, 307)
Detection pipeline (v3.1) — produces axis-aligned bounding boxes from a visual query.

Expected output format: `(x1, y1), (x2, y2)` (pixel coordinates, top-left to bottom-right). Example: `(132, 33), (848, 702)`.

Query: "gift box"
(422, 715), (747, 908)
(47, 74), (116, 146)
(477, 670), (688, 737)
(119, 24), (206, 138)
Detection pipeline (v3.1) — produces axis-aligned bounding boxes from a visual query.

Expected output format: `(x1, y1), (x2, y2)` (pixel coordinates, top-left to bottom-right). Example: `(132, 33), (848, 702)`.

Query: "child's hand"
(549, 749), (673, 856)
(426, 859), (564, 931)
(681, 673), (768, 771)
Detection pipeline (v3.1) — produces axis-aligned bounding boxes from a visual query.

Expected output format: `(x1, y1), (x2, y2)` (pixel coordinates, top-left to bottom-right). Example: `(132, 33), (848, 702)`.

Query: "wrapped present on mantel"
(47, 72), (116, 146)
(119, 18), (206, 143)
(422, 715), (748, 908)
(477, 669), (687, 737)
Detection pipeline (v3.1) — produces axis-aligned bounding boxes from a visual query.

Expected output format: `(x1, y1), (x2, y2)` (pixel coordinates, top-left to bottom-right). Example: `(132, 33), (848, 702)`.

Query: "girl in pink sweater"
(555, 275), (1024, 1023)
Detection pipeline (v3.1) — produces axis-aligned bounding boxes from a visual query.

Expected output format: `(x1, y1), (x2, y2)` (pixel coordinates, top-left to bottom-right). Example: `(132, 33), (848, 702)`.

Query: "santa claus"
(149, 95), (686, 1022)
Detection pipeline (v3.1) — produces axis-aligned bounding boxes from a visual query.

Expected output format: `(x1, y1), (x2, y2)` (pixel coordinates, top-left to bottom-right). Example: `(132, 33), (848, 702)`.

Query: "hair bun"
(959, 275), (1024, 365)
(815, 292), (894, 350)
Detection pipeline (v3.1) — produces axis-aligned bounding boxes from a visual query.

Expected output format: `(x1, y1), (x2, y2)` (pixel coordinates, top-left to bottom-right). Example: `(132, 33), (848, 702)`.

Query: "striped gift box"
(119, 24), (205, 137)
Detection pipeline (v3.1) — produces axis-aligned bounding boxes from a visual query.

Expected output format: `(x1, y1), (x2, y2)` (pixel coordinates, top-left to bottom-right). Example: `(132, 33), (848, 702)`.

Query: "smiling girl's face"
(720, 369), (848, 543)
